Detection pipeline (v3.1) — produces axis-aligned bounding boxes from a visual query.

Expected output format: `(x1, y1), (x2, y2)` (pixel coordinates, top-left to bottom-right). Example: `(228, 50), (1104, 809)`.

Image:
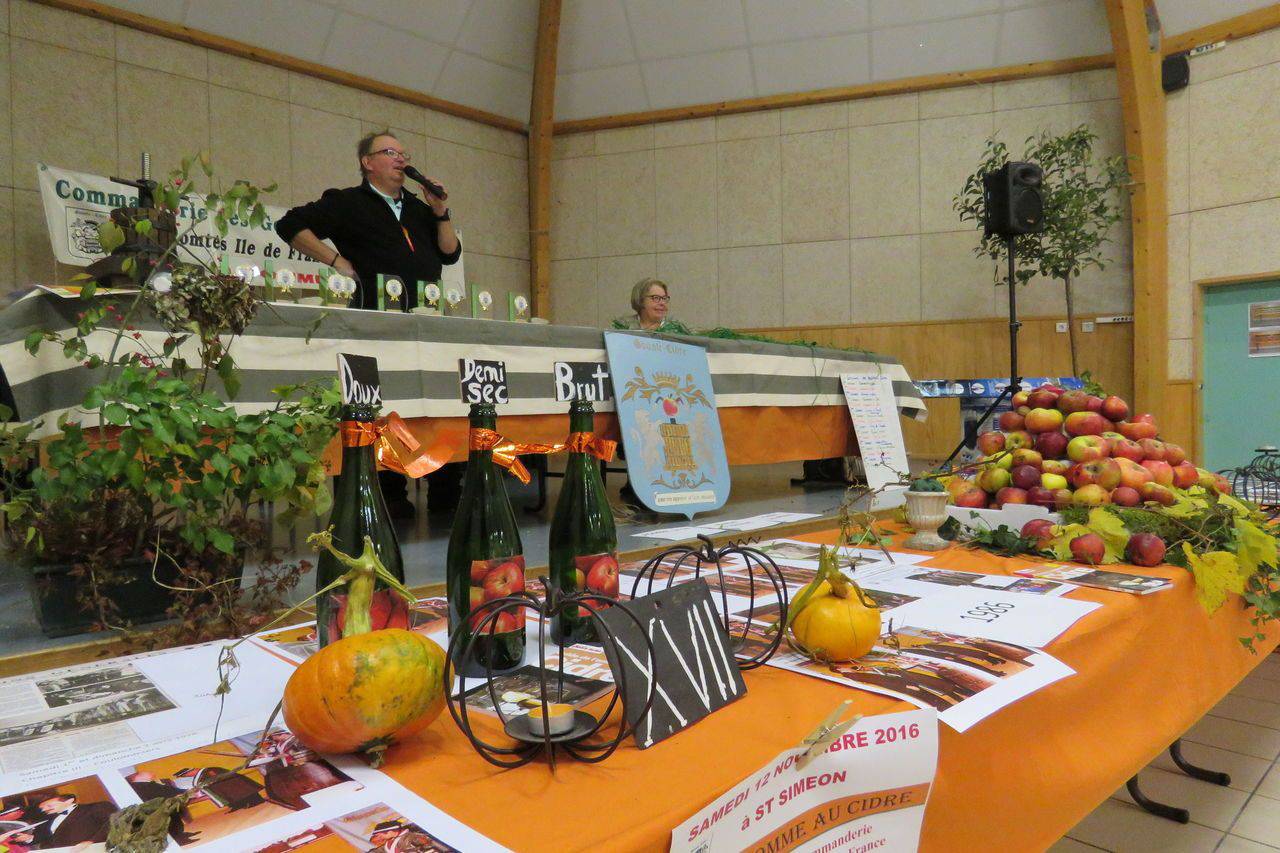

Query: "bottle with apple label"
(447, 402), (526, 675)
(316, 399), (409, 648)
(549, 400), (619, 646)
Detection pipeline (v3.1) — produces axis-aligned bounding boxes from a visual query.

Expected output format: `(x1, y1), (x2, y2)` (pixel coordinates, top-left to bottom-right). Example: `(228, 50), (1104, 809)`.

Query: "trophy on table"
(377, 274), (405, 312)
(472, 288), (494, 320)
(508, 292), (530, 322)
(327, 271), (358, 306)
(270, 266), (297, 302)
(414, 280), (442, 315)
(444, 284), (466, 317)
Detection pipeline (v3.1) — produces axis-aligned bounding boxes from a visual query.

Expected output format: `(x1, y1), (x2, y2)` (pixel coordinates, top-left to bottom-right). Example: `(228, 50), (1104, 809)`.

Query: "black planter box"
(27, 558), (173, 638)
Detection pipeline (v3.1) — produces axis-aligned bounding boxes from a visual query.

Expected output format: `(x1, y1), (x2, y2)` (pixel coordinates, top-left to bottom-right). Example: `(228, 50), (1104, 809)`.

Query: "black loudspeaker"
(983, 161), (1044, 237)
(1163, 53), (1190, 92)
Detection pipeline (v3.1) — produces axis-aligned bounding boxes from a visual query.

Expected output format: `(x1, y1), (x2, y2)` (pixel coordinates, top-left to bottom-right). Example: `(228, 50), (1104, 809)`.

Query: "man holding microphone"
(277, 130), (462, 516)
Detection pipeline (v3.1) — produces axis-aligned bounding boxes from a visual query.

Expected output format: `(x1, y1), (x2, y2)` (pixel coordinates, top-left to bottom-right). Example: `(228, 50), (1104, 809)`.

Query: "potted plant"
(0, 152), (338, 641)
(902, 476), (950, 551)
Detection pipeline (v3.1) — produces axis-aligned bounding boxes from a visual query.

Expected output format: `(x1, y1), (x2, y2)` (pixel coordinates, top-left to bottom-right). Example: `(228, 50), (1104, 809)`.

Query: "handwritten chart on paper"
(841, 374), (910, 490)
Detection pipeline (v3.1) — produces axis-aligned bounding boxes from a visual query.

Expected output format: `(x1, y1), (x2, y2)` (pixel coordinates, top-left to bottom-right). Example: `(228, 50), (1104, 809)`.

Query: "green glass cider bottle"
(315, 401), (409, 647)
(549, 400), (619, 646)
(447, 403), (526, 674)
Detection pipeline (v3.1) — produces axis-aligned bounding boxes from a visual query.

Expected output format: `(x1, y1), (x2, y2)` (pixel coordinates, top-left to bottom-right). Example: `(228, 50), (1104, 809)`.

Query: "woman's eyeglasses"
(646, 294), (670, 303)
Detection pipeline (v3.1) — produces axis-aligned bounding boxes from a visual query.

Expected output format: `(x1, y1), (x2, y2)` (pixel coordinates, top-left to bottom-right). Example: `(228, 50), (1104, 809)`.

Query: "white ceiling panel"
(186, 0), (338, 61)
(1157, 0), (1277, 36)
(559, 0), (636, 72)
(323, 13), (449, 93)
(999, 0), (1111, 64)
(435, 49), (533, 120)
(871, 14), (1001, 80)
(455, 0), (539, 72)
(624, 0), (749, 61)
(640, 49), (755, 109)
(752, 32), (872, 96)
(870, 0), (1001, 28)
(742, 0), (869, 44)
(339, 0), (473, 44)
(556, 64), (650, 120)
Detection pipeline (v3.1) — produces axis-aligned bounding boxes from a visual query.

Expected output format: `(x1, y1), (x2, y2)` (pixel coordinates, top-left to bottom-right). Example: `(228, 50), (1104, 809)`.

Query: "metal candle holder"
(1220, 446), (1280, 515)
(444, 578), (655, 769)
(627, 534), (788, 669)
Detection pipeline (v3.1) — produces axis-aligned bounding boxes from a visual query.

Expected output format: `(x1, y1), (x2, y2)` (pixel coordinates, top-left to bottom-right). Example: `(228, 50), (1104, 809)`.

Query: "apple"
(1100, 418), (1117, 434)
(1195, 467), (1218, 489)
(1111, 438), (1145, 463)
(1052, 488), (1075, 509)
(1084, 395), (1104, 413)
(998, 411), (1025, 432)
(981, 452), (1014, 471)
(1116, 457), (1154, 490)
(469, 587), (485, 611)
(1140, 459), (1175, 487)
(586, 555), (620, 596)
(994, 487), (1029, 507)
(1069, 533), (1106, 564)
(1138, 438), (1167, 461)
(1101, 395), (1130, 422)
(1011, 390), (1031, 408)
(1140, 482), (1177, 506)
(953, 487), (988, 509)
(1004, 431), (1034, 451)
(1040, 472), (1069, 491)
(976, 467), (1012, 494)
(1021, 518), (1056, 545)
(1118, 420), (1159, 441)
(470, 561), (491, 584)
(1065, 411), (1109, 437)
(1172, 462), (1199, 489)
(1068, 435), (1111, 463)
(947, 477), (977, 498)
(1072, 484), (1112, 506)
(1042, 459), (1071, 476)
(469, 609), (519, 633)
(1027, 486), (1058, 509)
(1132, 413), (1157, 425)
(1024, 407), (1065, 433)
(976, 431), (1006, 456)
(1057, 390), (1092, 414)
(1164, 443), (1187, 466)
(482, 560), (525, 601)
(1215, 475), (1233, 495)
(1110, 486), (1141, 507)
(1011, 464), (1042, 490)
(1126, 532), (1167, 567)
(1028, 388), (1061, 409)
(1069, 458), (1122, 490)
(1016, 405), (1032, 417)
(1011, 448), (1044, 469)
(1035, 431), (1070, 460)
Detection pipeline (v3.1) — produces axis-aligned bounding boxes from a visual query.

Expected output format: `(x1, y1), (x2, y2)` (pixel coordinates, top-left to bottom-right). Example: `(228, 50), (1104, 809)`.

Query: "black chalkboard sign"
(338, 353), (381, 407)
(458, 358), (509, 404)
(597, 580), (747, 749)
(553, 361), (612, 402)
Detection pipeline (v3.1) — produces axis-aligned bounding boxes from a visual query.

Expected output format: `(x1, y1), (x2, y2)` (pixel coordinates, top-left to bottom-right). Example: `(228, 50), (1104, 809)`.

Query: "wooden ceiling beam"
(527, 0), (562, 321)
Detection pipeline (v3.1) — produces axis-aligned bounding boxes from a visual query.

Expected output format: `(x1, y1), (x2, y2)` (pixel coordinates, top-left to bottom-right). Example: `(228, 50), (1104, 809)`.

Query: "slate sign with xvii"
(597, 579), (746, 749)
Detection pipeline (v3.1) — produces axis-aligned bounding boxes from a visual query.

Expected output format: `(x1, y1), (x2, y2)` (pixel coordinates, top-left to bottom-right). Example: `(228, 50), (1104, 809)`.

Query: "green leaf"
(210, 452), (232, 479)
(98, 220), (126, 253)
(1085, 507), (1130, 563)
(1182, 542), (1248, 614)
(210, 529), (236, 555)
(217, 355), (241, 400)
(23, 331), (44, 354)
(102, 402), (129, 425)
(228, 442), (254, 466)
(1235, 518), (1279, 580)
(80, 280), (98, 299)
(82, 387), (104, 410)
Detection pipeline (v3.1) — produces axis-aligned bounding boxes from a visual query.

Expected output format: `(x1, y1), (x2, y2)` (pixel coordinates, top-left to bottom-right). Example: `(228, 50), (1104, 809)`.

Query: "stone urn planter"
(904, 490), (950, 551)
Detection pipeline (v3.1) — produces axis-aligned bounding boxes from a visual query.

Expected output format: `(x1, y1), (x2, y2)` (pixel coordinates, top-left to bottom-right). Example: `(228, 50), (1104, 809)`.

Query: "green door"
(1201, 279), (1280, 471)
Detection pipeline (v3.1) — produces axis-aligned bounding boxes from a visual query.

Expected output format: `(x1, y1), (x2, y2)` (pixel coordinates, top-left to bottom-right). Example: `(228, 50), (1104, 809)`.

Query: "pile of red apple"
(1020, 517), (1168, 568)
(948, 384), (1231, 512)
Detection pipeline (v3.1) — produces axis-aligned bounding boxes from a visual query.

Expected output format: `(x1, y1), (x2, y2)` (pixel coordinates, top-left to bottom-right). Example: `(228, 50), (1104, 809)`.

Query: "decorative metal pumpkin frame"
(444, 578), (655, 769)
(627, 534), (788, 669)
(1220, 446), (1280, 516)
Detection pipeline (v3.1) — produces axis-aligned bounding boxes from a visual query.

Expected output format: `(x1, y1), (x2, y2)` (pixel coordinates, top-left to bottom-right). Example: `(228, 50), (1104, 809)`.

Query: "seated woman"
(614, 278), (676, 331)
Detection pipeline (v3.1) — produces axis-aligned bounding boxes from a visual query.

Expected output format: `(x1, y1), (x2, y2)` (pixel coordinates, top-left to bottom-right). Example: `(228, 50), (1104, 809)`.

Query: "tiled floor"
(1052, 655), (1280, 852)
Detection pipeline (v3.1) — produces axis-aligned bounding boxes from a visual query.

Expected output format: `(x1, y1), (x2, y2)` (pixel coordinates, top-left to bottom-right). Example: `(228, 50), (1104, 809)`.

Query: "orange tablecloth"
(379, 527), (1279, 852)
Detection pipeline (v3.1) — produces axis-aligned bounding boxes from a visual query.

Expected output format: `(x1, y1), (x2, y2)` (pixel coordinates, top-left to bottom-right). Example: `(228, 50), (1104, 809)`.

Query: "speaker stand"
(942, 235), (1022, 470)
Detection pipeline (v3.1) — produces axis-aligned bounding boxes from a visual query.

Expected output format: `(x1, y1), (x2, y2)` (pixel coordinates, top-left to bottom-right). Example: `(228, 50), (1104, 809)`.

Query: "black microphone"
(403, 165), (447, 201)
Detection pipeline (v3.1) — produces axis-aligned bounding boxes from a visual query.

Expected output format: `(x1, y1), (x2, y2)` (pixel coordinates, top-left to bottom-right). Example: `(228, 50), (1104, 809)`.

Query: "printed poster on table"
(671, 709), (937, 853)
(605, 332), (730, 517)
(841, 374), (910, 491)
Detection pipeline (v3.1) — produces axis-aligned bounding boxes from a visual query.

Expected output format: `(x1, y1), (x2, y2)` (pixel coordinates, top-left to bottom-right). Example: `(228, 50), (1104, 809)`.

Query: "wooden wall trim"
(527, 0), (561, 320)
(1195, 269), (1280, 288)
(553, 54), (1113, 135)
(1163, 2), (1280, 55)
(32, 0), (528, 134)
(739, 313), (1128, 335)
(1105, 0), (1168, 425)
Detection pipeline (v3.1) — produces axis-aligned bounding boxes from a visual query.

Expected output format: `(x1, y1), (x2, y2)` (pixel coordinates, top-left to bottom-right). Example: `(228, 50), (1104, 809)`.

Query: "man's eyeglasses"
(371, 148), (411, 162)
(646, 294), (670, 303)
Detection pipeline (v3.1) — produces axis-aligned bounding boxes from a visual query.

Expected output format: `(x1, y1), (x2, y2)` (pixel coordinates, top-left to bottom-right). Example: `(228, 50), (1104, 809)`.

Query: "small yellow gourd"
(786, 546), (881, 662)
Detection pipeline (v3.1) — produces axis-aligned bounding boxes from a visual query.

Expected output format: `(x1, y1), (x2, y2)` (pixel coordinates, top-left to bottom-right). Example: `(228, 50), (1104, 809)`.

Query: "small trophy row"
(228, 260), (532, 322)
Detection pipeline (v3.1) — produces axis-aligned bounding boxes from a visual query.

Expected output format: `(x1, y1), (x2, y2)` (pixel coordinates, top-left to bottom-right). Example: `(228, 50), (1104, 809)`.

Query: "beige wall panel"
(848, 92), (918, 126)
(849, 121), (919, 238)
(115, 26), (207, 79)
(1167, 213), (1191, 337)
(595, 149), (655, 257)
(1166, 88), (1190, 215)
(551, 155), (597, 260)
(595, 125), (654, 155)
(1189, 61), (1280, 211)
(717, 244), (783, 329)
(919, 84), (993, 119)
(596, 253), (655, 326)
(0, 188), (14, 295)
(209, 85), (291, 192)
(655, 143), (718, 252)
(654, 117), (716, 148)
(919, 112), (994, 233)
(993, 75), (1074, 110)
(782, 102), (847, 134)
(920, 230), (998, 320)
(657, 249), (718, 326)
(850, 234), (921, 323)
(716, 136), (781, 247)
(783, 239), (850, 326)
(208, 51), (289, 96)
(782, 129), (849, 243)
(116, 64), (211, 181)
(716, 111), (780, 141)
(550, 257), (598, 328)
(11, 0), (112, 58)
(289, 105), (364, 206)
(1190, 196), (1280, 282)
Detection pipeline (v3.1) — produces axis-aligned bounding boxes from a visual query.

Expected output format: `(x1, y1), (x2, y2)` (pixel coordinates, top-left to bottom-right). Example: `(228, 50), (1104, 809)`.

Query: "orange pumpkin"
(283, 628), (446, 766)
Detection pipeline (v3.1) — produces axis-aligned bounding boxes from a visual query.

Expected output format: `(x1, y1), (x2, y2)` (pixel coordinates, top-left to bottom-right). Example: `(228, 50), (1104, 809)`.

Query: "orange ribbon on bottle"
(340, 412), (458, 478)
(468, 428), (566, 484)
(566, 431), (617, 463)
